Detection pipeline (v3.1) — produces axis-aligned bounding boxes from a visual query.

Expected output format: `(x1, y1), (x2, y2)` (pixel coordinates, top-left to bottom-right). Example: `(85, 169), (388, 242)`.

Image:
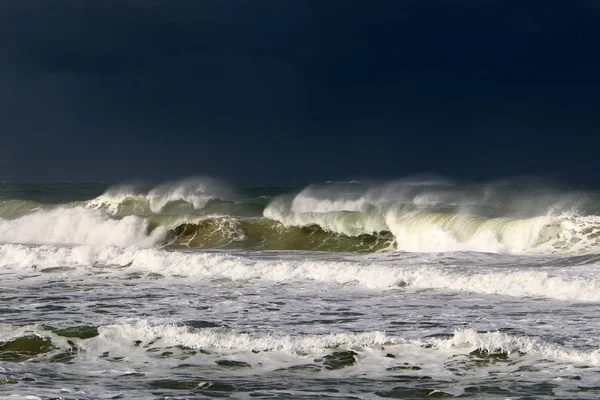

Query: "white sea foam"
(385, 211), (554, 253)
(0, 208), (165, 247)
(288, 185), (370, 213)
(264, 202), (387, 236)
(106, 323), (600, 366)
(123, 251), (600, 301)
(91, 320), (397, 354)
(433, 328), (600, 366)
(6, 321), (596, 368)
(2, 245), (600, 302)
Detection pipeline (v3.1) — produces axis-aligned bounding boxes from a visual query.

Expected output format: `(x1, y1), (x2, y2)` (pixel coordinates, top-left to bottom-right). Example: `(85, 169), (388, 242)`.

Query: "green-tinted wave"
(163, 217), (394, 252)
(0, 200), (50, 219)
(0, 335), (54, 362)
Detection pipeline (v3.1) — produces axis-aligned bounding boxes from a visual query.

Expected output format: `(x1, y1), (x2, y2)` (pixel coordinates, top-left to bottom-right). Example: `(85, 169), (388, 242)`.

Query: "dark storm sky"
(1, 0), (599, 184)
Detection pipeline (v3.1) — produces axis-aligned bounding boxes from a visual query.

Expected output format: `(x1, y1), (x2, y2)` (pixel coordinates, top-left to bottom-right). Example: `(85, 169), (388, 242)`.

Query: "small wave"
(2, 322), (598, 370)
(94, 320), (397, 354)
(3, 245), (600, 301)
(433, 328), (600, 366)
(101, 322), (600, 366)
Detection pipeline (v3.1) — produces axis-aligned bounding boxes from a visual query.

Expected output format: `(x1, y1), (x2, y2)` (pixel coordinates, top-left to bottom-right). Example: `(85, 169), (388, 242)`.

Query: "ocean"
(1, 178), (599, 399)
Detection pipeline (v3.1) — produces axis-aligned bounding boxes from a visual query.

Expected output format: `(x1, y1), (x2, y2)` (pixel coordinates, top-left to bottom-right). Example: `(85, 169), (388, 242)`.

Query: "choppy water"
(1, 179), (600, 399)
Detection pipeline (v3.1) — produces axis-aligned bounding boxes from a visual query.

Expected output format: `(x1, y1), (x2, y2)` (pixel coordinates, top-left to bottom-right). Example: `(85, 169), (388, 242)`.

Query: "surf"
(1, 178), (600, 255)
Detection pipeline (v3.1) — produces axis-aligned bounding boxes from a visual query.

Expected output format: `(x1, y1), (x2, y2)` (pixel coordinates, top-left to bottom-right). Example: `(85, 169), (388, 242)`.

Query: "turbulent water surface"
(1, 178), (600, 399)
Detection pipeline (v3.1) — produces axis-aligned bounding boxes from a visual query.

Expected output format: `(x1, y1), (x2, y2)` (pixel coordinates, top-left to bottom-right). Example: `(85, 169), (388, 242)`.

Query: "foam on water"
(2, 321), (598, 368)
(0, 208), (165, 247)
(433, 328), (600, 366)
(92, 320), (397, 354)
(385, 211), (553, 253)
(2, 244), (600, 301)
(103, 323), (600, 367)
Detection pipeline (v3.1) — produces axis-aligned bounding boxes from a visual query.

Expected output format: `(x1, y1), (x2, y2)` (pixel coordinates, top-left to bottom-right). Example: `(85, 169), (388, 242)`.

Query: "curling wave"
(1, 207), (600, 254)
(164, 217), (394, 252)
(86, 177), (239, 215)
(265, 207), (600, 254)
(2, 178), (600, 254)
(263, 183), (600, 254)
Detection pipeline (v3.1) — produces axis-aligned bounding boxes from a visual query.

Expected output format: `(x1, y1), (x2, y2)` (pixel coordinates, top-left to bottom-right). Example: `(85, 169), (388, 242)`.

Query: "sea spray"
(0, 207), (165, 247)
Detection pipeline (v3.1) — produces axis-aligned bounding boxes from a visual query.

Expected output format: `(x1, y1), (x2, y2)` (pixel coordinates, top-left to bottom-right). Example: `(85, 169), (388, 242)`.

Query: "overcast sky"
(1, 1), (599, 184)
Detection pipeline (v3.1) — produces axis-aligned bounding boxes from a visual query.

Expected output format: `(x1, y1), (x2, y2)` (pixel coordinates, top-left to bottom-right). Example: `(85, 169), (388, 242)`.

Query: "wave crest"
(87, 178), (237, 215)
(263, 182), (600, 254)
(165, 217), (393, 252)
(0, 207), (165, 247)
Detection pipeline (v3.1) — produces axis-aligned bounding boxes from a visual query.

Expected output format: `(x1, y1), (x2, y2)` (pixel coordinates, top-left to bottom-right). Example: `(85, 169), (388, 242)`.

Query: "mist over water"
(1, 177), (599, 254)
(1, 177), (600, 398)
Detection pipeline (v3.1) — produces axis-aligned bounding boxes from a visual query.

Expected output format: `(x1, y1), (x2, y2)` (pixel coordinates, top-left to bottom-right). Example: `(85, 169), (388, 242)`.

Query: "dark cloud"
(1, 1), (599, 184)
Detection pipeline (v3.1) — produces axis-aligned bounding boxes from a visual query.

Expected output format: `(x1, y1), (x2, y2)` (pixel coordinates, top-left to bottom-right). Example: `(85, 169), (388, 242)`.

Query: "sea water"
(1, 179), (599, 399)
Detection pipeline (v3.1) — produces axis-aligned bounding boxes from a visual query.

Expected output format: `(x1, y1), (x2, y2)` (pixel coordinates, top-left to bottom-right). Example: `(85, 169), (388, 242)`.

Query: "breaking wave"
(1, 178), (599, 254)
(265, 205), (600, 255)
(432, 328), (600, 366)
(2, 321), (598, 367)
(263, 182), (600, 254)
(3, 244), (600, 301)
(0, 207), (165, 247)
(164, 217), (393, 252)
(86, 177), (238, 215)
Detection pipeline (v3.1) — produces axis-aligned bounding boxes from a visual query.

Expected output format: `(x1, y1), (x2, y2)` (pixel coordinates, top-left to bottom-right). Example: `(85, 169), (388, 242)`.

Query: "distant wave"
(2, 207), (596, 254)
(0, 178), (599, 255)
(263, 182), (600, 254)
(86, 177), (239, 215)
(264, 207), (599, 254)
